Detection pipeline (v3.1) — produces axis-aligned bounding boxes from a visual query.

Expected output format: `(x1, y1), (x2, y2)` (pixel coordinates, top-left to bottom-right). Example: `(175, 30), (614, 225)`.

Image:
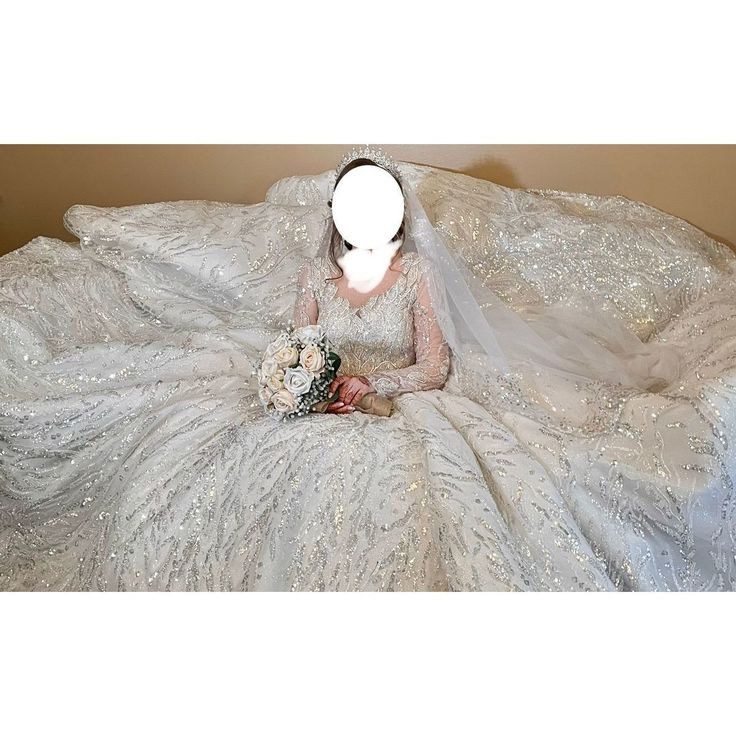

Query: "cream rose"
(271, 388), (297, 413)
(258, 385), (275, 406)
(283, 366), (313, 397)
(259, 356), (278, 384)
(273, 346), (299, 369)
(265, 333), (289, 358)
(294, 324), (325, 343)
(299, 344), (326, 374)
(266, 368), (285, 392)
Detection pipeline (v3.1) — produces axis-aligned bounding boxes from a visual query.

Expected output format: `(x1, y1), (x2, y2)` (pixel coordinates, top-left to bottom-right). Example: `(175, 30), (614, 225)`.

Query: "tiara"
(335, 145), (402, 181)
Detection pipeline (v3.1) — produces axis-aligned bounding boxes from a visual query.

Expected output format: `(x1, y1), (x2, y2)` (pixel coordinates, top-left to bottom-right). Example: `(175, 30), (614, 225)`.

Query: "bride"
(1, 147), (735, 591)
(294, 153), (452, 414)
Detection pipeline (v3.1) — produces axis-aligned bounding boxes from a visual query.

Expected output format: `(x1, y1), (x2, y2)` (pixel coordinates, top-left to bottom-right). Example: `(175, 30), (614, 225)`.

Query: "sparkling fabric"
(1, 164), (735, 591)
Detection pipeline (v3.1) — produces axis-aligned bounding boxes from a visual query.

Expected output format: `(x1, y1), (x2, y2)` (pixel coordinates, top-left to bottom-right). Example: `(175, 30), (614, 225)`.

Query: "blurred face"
(331, 164), (405, 292)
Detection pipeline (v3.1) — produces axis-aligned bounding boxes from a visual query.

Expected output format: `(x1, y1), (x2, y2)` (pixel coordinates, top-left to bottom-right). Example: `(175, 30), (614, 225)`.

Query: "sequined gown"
(1, 162), (735, 591)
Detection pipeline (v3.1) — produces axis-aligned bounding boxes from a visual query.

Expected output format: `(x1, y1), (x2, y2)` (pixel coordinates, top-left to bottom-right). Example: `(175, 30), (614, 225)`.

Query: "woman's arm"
(292, 259), (319, 327)
(363, 259), (450, 398)
(294, 259), (351, 414)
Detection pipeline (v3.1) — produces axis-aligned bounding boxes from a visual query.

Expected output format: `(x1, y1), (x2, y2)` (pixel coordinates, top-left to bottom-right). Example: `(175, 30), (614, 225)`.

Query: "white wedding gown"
(1, 162), (735, 591)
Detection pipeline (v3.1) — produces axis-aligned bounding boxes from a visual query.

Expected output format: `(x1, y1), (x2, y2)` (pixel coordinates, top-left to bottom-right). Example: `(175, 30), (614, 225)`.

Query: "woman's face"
(331, 164), (405, 291)
(332, 164), (405, 251)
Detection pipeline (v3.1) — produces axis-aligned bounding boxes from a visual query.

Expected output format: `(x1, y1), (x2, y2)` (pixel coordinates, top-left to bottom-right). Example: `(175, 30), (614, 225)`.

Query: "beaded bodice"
(292, 252), (450, 398)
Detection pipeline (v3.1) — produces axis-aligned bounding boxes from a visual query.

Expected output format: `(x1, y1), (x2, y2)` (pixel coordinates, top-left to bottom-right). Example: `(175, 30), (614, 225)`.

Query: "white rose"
(266, 368), (285, 392)
(299, 344), (326, 374)
(265, 333), (289, 358)
(259, 356), (278, 384)
(271, 389), (297, 413)
(283, 366), (314, 397)
(258, 385), (274, 406)
(294, 324), (325, 343)
(273, 346), (300, 369)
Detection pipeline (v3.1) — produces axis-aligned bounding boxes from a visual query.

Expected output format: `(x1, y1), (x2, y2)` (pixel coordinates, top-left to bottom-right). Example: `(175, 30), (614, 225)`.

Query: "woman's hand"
(326, 375), (373, 412)
(324, 398), (354, 414)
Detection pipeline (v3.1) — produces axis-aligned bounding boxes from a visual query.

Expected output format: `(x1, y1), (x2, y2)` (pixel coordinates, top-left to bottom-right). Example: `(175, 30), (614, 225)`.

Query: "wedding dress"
(1, 161), (735, 591)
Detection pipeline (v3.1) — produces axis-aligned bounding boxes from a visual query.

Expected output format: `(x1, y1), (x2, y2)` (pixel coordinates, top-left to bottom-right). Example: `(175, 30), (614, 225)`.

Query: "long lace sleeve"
(364, 258), (451, 398)
(292, 259), (319, 327)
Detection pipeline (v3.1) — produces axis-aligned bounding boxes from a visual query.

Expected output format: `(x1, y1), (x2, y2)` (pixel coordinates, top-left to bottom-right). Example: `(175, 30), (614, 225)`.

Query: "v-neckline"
(325, 254), (414, 315)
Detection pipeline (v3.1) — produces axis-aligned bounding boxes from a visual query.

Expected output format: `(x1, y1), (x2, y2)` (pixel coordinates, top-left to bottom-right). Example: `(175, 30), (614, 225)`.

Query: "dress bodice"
(292, 252), (450, 398)
(313, 253), (419, 377)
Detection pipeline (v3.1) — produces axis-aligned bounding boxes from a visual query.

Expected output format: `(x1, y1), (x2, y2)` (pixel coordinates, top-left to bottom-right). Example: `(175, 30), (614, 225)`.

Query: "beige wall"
(1, 145), (735, 257)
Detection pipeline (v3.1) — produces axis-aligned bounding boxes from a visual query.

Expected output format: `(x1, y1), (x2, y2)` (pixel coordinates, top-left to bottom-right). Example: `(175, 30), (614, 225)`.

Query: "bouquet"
(257, 324), (392, 419)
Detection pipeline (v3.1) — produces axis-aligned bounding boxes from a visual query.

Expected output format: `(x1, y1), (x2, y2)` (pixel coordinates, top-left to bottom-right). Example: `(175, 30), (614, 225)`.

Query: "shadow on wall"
(460, 159), (523, 190)
(406, 157), (524, 191)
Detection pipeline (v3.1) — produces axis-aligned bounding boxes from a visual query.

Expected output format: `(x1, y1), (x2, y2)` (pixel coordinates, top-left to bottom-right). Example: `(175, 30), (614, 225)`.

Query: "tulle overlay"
(1, 163), (735, 590)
